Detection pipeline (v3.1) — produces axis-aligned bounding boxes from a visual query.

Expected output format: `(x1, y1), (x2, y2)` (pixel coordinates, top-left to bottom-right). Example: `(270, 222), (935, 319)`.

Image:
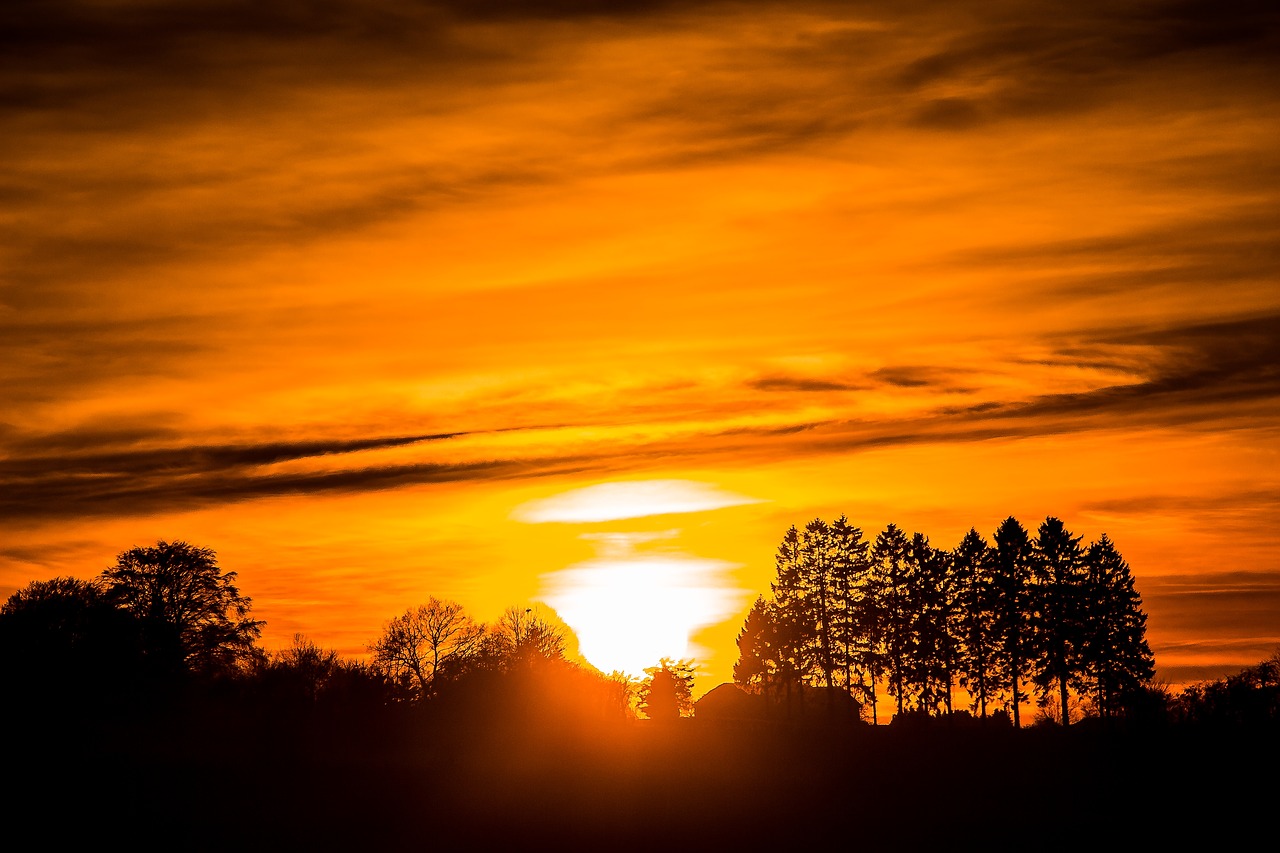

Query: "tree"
(770, 525), (816, 690)
(1030, 517), (1087, 726)
(490, 604), (568, 670)
(100, 541), (262, 677)
(1081, 535), (1155, 718)
(734, 595), (781, 693)
(370, 597), (485, 700)
(799, 518), (838, 688)
(872, 523), (914, 717)
(265, 633), (343, 705)
(910, 532), (959, 715)
(952, 528), (997, 718)
(639, 657), (695, 722)
(828, 516), (873, 709)
(990, 517), (1034, 727)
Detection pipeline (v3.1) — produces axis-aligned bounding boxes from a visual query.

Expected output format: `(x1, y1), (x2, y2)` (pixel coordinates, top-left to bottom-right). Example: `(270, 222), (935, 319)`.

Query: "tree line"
(0, 539), (697, 724)
(3, 534), (1276, 732)
(734, 515), (1156, 726)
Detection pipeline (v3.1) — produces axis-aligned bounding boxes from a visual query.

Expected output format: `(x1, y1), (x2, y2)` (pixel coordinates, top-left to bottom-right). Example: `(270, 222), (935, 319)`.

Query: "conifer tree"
(799, 518), (838, 688)
(829, 516), (874, 709)
(769, 526), (814, 707)
(991, 517), (1034, 727)
(872, 523), (914, 717)
(952, 528), (997, 717)
(1082, 535), (1155, 717)
(1030, 517), (1087, 726)
(911, 533), (958, 715)
(734, 595), (787, 696)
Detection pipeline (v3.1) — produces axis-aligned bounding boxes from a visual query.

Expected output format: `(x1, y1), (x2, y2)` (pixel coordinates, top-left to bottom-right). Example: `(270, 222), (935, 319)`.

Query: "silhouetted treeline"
(735, 516), (1156, 726)
(0, 540), (652, 743)
(3, 537), (1279, 850)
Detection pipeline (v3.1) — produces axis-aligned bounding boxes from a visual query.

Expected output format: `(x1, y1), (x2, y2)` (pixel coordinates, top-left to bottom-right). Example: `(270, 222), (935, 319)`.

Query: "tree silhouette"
(639, 657), (695, 721)
(910, 532), (959, 714)
(491, 605), (567, 669)
(872, 523), (914, 717)
(370, 597), (484, 700)
(952, 528), (997, 718)
(799, 518), (838, 689)
(991, 517), (1034, 727)
(769, 525), (815, 710)
(734, 595), (783, 694)
(829, 516), (874, 711)
(1030, 517), (1087, 726)
(100, 541), (262, 677)
(1082, 534), (1155, 717)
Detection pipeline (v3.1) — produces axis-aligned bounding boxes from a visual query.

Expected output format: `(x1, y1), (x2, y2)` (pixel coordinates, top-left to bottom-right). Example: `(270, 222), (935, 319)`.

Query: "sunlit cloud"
(1, 0), (1278, 692)
(512, 479), (763, 523)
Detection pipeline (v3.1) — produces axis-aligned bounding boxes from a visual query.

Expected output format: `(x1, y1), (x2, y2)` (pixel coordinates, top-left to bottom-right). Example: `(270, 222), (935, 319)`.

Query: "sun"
(540, 554), (742, 678)
(515, 479), (758, 678)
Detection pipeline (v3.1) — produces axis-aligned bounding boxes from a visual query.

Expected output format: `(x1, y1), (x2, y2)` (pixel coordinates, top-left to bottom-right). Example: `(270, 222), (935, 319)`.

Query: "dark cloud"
(748, 375), (864, 393)
(890, 0), (1280, 125)
(0, 432), (592, 521)
(868, 366), (960, 389)
(1144, 573), (1280, 665)
(933, 313), (1280, 430)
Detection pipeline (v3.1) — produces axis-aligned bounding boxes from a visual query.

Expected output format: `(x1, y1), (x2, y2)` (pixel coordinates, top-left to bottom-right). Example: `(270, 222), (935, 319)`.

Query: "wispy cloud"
(513, 479), (763, 523)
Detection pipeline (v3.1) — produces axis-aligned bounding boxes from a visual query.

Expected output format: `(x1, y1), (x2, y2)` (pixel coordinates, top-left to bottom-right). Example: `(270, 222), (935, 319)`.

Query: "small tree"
(100, 541), (262, 677)
(639, 658), (695, 722)
(491, 605), (567, 669)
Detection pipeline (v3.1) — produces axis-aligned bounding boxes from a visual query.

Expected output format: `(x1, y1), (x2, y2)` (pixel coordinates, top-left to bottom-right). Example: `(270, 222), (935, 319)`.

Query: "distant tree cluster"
(1170, 649), (1280, 728)
(367, 599), (635, 723)
(734, 516), (1156, 726)
(0, 539), (634, 727)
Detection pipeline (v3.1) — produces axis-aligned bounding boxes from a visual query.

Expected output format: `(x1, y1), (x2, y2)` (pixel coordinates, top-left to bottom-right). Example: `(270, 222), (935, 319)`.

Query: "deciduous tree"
(100, 541), (262, 676)
(370, 597), (484, 700)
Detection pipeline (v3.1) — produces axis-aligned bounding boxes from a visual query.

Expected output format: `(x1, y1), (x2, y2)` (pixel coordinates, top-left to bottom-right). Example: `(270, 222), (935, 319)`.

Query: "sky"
(2, 0), (1278, 701)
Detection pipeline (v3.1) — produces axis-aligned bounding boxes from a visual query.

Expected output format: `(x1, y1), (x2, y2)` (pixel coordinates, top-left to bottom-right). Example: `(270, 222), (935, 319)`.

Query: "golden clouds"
(2, 1), (1278, 689)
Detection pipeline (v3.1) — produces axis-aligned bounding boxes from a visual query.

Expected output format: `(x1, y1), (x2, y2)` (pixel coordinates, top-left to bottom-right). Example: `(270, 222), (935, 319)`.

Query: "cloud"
(513, 479), (763, 523)
(748, 375), (864, 393)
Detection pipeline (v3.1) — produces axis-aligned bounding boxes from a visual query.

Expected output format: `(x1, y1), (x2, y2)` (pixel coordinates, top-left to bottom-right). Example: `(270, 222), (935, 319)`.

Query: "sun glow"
(517, 480), (757, 677)
(540, 553), (744, 678)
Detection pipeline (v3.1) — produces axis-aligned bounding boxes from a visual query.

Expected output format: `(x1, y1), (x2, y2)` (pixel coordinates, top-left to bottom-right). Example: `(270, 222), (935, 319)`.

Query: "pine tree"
(1030, 517), (1087, 726)
(829, 516), (874, 710)
(911, 533), (958, 715)
(734, 596), (785, 696)
(1082, 535), (1155, 717)
(872, 523), (914, 717)
(799, 518), (838, 689)
(991, 517), (1033, 727)
(952, 528), (997, 718)
(769, 526), (814, 711)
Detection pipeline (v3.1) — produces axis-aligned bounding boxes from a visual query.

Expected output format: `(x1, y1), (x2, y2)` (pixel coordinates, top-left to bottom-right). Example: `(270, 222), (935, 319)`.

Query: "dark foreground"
(10, 703), (1277, 852)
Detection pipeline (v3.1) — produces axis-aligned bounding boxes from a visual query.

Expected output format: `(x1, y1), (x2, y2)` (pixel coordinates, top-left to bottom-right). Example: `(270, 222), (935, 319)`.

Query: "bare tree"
(370, 597), (484, 700)
(491, 605), (567, 669)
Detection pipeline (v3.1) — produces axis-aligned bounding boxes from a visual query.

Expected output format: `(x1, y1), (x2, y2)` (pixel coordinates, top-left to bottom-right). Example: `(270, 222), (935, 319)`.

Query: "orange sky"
(2, 0), (1278, 701)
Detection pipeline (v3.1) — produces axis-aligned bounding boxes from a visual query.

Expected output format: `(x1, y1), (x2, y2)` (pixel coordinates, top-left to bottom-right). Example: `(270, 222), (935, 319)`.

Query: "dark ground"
(9, 705), (1276, 851)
